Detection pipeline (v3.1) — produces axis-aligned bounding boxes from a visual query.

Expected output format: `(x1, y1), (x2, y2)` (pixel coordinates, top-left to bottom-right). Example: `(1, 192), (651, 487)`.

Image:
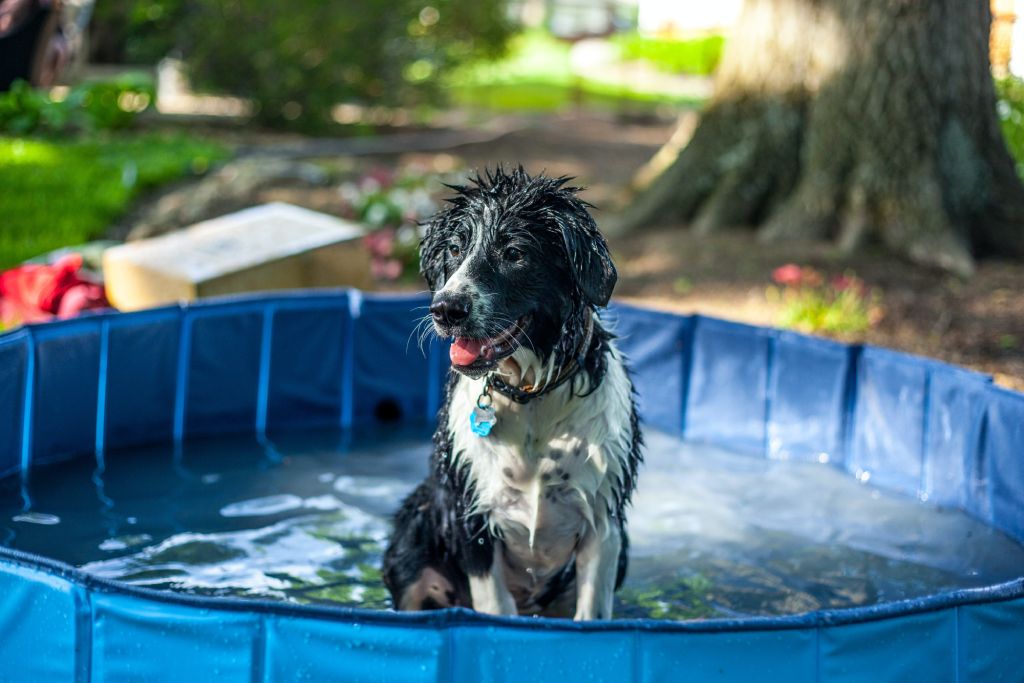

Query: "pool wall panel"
(352, 295), (441, 425)
(105, 310), (180, 452)
(607, 304), (692, 435)
(1, 291), (1023, 683)
(0, 563), (79, 682)
(848, 348), (929, 496)
(184, 305), (264, 439)
(639, 629), (818, 682)
(92, 593), (259, 683)
(923, 366), (991, 511)
(267, 616), (447, 682)
(0, 331), (27, 480)
(960, 598), (1024, 682)
(685, 317), (771, 455)
(451, 626), (634, 683)
(31, 320), (101, 468)
(983, 388), (1024, 541)
(768, 333), (852, 464)
(266, 299), (349, 430)
(819, 610), (957, 683)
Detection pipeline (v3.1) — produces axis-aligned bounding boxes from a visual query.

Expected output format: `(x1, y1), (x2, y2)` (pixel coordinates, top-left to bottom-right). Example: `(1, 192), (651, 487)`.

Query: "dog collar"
(482, 312), (595, 408)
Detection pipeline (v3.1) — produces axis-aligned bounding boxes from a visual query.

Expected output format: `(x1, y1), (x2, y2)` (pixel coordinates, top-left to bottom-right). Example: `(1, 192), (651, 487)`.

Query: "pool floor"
(3, 425), (1022, 620)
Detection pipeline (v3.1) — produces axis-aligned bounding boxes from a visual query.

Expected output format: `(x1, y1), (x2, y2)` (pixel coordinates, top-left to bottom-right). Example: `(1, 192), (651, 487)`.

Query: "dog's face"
(420, 168), (616, 378)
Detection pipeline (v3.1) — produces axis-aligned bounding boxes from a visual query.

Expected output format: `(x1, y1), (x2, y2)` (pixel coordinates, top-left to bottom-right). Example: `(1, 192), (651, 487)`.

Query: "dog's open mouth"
(449, 315), (531, 371)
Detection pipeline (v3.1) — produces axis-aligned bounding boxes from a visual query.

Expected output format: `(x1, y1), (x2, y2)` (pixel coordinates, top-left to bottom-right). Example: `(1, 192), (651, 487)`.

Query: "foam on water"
(2, 424), (1022, 619)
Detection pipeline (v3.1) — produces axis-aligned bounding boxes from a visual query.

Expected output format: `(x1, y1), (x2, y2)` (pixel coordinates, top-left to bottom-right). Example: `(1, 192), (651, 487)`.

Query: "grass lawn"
(0, 133), (230, 269)
(446, 30), (713, 112)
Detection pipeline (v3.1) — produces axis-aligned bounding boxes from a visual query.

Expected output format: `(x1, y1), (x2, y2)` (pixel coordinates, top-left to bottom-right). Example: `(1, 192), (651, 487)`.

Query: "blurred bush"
(0, 75), (155, 135)
(90, 0), (514, 130)
(612, 32), (724, 76)
(996, 76), (1024, 179)
(768, 265), (883, 336)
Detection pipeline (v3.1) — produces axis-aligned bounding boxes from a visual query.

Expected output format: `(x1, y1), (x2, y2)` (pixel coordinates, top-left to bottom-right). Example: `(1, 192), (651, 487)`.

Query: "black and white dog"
(383, 167), (642, 620)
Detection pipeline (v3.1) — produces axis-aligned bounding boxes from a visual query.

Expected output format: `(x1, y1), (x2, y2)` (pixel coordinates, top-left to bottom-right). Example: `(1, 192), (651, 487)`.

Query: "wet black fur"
(382, 167), (643, 615)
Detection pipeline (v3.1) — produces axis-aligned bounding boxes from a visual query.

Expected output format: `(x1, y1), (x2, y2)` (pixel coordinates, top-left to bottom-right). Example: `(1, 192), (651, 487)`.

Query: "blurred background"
(1, 0), (1022, 390)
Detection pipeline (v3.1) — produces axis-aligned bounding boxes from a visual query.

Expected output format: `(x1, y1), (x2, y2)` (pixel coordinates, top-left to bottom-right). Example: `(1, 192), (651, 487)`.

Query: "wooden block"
(103, 203), (373, 311)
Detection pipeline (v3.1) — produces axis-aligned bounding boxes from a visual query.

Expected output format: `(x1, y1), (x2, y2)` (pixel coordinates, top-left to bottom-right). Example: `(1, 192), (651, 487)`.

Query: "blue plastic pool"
(1, 290), (1022, 682)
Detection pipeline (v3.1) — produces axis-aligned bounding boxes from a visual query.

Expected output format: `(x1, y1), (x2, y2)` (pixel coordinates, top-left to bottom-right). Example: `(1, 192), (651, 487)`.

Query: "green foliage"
(448, 30), (706, 112)
(0, 75), (155, 136)
(93, 0), (514, 131)
(996, 76), (1024, 179)
(0, 134), (229, 268)
(617, 575), (718, 620)
(90, 0), (187, 64)
(612, 32), (725, 76)
(768, 265), (883, 336)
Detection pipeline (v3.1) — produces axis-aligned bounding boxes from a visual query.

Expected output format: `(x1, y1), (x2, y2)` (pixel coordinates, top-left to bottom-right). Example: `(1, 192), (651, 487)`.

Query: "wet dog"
(382, 167), (642, 620)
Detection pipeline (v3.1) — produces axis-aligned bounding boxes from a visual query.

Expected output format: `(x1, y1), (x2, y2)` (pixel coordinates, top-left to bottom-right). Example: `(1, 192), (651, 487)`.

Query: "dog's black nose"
(430, 295), (471, 326)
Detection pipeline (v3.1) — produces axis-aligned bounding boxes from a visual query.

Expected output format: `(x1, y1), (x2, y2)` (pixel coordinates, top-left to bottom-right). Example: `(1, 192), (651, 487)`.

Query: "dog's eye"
(504, 247), (524, 263)
(448, 244), (461, 258)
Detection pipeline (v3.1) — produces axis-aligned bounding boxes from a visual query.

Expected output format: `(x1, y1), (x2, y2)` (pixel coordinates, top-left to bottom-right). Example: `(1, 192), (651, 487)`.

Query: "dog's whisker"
(406, 315), (435, 356)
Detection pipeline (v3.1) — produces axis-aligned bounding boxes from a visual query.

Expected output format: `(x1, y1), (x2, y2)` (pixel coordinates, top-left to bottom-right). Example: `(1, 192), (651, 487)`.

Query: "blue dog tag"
(470, 405), (496, 437)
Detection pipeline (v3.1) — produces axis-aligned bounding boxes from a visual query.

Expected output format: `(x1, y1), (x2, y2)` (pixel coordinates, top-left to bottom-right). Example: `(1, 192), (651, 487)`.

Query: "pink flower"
(366, 167), (395, 189)
(772, 264), (803, 286)
(371, 258), (403, 281)
(801, 268), (823, 288)
(832, 274), (855, 291)
(362, 229), (396, 257)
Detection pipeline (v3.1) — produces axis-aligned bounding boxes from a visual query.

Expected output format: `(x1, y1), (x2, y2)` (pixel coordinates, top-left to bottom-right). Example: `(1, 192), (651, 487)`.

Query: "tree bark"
(612, 0), (1024, 276)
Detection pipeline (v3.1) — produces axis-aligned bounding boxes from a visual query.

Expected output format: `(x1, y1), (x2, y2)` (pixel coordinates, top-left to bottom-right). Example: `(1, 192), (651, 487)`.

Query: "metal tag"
(470, 405), (496, 437)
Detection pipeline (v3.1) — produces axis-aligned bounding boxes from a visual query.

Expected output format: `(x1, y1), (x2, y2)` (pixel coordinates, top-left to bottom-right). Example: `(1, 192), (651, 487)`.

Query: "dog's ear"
(557, 205), (617, 307)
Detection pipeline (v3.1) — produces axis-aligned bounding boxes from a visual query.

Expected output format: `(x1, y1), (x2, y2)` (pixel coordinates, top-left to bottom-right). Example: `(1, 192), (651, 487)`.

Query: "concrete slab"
(103, 203), (372, 310)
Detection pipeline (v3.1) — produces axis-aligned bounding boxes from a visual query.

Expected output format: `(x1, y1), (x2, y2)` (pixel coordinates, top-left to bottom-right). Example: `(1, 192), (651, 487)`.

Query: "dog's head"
(420, 167), (616, 378)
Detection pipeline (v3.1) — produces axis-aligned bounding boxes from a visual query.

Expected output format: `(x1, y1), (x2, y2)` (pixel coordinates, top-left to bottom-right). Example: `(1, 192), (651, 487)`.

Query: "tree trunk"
(612, 0), (1024, 276)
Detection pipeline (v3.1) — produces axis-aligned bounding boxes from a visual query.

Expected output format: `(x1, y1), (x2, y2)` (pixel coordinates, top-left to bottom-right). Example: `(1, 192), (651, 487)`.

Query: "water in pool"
(2, 425), (1022, 620)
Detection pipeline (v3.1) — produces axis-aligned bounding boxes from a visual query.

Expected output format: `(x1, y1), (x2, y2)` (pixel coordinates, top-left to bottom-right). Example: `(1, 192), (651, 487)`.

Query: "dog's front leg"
(468, 541), (518, 616)
(574, 519), (621, 621)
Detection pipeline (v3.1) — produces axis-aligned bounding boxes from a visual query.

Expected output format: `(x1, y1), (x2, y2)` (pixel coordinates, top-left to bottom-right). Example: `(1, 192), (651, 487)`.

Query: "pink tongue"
(450, 338), (483, 366)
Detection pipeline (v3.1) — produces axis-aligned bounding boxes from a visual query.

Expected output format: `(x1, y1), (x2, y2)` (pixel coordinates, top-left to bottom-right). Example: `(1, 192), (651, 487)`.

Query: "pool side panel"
(685, 317), (771, 455)
(606, 303), (693, 435)
(923, 366), (991, 511)
(104, 309), (181, 452)
(31, 320), (101, 468)
(639, 629), (817, 682)
(960, 597), (1024, 682)
(0, 562), (78, 681)
(352, 295), (439, 424)
(266, 298), (349, 430)
(450, 625), (635, 683)
(818, 609), (957, 683)
(266, 615), (448, 682)
(184, 304), (264, 439)
(983, 388), (1024, 542)
(848, 348), (929, 496)
(0, 332), (28, 480)
(91, 592), (259, 683)
(768, 332), (851, 465)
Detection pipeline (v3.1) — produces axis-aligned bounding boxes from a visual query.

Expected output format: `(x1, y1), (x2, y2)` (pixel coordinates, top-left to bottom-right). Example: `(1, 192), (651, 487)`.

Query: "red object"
(0, 254), (109, 328)
(831, 274), (854, 291)
(772, 263), (803, 287)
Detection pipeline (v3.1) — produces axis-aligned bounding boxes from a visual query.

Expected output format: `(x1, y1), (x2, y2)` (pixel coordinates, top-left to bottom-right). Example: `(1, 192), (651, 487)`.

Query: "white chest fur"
(447, 341), (634, 600)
